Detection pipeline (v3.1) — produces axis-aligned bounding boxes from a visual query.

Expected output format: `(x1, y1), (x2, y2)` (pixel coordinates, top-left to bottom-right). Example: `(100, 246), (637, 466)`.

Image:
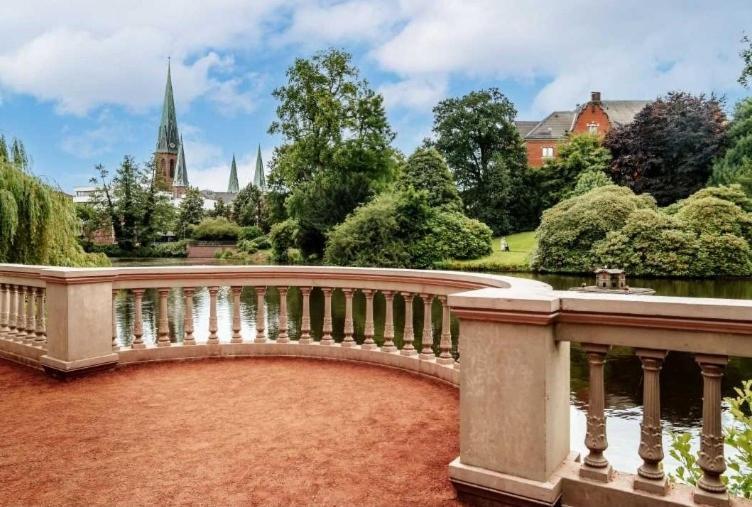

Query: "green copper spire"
(227, 154), (239, 193)
(253, 144), (266, 190)
(156, 59), (179, 154)
(173, 136), (189, 187)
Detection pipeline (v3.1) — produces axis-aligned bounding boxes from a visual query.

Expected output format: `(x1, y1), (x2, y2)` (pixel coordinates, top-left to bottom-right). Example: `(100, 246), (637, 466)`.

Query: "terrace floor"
(0, 357), (460, 506)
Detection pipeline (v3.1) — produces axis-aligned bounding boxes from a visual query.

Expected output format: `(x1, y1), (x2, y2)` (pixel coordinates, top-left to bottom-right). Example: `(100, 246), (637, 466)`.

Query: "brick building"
(516, 92), (649, 167)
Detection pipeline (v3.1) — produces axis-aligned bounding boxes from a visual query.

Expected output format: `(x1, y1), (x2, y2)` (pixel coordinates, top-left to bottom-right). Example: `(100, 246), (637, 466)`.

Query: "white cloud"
(379, 77), (447, 110)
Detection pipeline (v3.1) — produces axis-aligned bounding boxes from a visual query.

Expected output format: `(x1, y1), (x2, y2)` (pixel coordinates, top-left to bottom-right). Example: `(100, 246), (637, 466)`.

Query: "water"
(111, 259), (752, 474)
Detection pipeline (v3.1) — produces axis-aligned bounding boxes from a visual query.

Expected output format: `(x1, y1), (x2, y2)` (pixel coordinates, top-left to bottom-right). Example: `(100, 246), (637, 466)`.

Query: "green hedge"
(191, 217), (242, 241)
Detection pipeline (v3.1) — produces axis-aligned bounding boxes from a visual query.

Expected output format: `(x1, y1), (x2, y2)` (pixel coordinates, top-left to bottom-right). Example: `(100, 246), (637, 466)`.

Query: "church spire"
(253, 144), (266, 190)
(156, 59), (179, 154)
(173, 135), (189, 188)
(227, 154), (239, 193)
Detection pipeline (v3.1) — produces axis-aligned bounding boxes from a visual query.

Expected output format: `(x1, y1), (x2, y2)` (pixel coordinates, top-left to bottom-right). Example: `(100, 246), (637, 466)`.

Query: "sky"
(0, 0), (750, 193)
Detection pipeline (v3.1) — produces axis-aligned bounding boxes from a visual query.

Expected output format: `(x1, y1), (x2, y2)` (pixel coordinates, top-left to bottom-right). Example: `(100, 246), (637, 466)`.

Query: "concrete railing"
(1, 264), (752, 507)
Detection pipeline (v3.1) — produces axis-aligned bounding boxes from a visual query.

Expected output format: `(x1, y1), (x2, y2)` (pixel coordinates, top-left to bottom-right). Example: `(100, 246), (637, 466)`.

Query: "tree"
(268, 48), (397, 256)
(209, 198), (232, 220)
(233, 184), (270, 231)
(0, 136), (8, 163)
(432, 88), (528, 234)
(709, 98), (752, 191)
(740, 34), (752, 88)
(396, 147), (462, 210)
(176, 187), (204, 239)
(605, 92), (728, 205)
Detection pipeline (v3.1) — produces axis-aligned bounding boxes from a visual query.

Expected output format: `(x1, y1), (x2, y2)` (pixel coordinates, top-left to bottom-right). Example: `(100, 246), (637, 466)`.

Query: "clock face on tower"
(170, 142), (176, 149)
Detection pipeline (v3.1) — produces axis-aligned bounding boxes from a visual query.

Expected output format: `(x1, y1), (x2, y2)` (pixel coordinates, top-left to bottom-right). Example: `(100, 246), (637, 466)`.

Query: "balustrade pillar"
(111, 289), (119, 350)
(694, 355), (729, 505)
(15, 286), (26, 342)
(7, 285), (17, 338)
(580, 343), (613, 482)
(157, 288), (171, 347)
(299, 287), (312, 344)
(231, 286), (243, 343)
(362, 289), (376, 350)
(381, 291), (396, 352)
(634, 349), (668, 495)
(208, 286), (219, 344)
(255, 287), (266, 343)
(182, 288), (195, 345)
(437, 296), (453, 365)
(24, 287), (36, 344)
(400, 292), (416, 356)
(342, 289), (355, 347)
(0, 284), (8, 337)
(277, 287), (289, 343)
(321, 288), (333, 345)
(131, 289), (145, 349)
(419, 294), (434, 360)
(34, 288), (46, 346)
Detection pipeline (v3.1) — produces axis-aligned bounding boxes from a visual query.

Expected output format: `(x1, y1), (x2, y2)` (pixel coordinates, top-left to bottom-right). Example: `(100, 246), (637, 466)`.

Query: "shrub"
(239, 225), (263, 241)
(269, 218), (299, 264)
(251, 236), (271, 249)
(568, 169), (613, 198)
(531, 185), (655, 273)
(396, 147), (462, 210)
(191, 217), (241, 242)
(420, 211), (492, 260)
(237, 239), (258, 254)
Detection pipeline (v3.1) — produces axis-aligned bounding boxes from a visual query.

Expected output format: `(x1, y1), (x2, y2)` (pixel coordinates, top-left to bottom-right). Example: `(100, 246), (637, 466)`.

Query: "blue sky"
(0, 0), (750, 193)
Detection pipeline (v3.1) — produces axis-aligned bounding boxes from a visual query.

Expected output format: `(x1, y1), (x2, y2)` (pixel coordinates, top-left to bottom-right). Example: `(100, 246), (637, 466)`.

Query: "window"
(542, 146), (554, 158)
(587, 122), (599, 135)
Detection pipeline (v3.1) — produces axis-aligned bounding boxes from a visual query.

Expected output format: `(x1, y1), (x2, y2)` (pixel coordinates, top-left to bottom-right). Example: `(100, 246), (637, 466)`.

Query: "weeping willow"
(0, 159), (109, 267)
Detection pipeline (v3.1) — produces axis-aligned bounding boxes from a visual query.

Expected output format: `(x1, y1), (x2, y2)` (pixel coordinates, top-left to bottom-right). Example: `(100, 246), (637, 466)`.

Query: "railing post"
(361, 289), (376, 350)
(299, 287), (312, 344)
(255, 287), (267, 343)
(182, 288), (195, 345)
(39, 269), (118, 378)
(634, 349), (668, 495)
(277, 287), (289, 344)
(342, 288), (355, 347)
(230, 286), (243, 344)
(0, 283), (8, 337)
(400, 292), (416, 356)
(381, 291), (396, 353)
(419, 294), (434, 360)
(321, 288), (333, 345)
(207, 286), (219, 345)
(447, 288), (570, 507)
(580, 343), (613, 482)
(157, 288), (171, 347)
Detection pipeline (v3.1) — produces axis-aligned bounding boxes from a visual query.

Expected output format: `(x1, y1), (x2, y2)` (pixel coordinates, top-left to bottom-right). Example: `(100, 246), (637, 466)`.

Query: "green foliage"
(432, 88), (529, 234)
(605, 92), (728, 205)
(269, 218), (299, 263)
(209, 198), (232, 220)
(239, 226), (263, 241)
(233, 184), (270, 231)
(568, 169), (613, 198)
(268, 48), (397, 256)
(396, 147), (462, 209)
(176, 187), (204, 239)
(675, 196), (752, 242)
(84, 240), (192, 258)
(0, 158), (108, 266)
(531, 185), (655, 273)
(710, 98), (752, 191)
(740, 34), (752, 88)
(191, 217), (241, 242)
(324, 189), (492, 268)
(670, 380), (752, 498)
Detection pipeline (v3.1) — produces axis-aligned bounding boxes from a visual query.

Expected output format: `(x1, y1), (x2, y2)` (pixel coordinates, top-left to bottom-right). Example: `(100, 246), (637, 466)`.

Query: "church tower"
(227, 154), (239, 193)
(154, 60), (180, 191)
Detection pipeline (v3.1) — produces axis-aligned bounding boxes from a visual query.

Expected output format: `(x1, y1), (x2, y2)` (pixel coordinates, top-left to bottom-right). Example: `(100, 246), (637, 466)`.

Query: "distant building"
(516, 91), (650, 168)
(227, 155), (239, 193)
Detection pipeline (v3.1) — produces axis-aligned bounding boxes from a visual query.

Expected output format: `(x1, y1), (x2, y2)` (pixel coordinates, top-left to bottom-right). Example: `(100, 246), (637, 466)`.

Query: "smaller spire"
(173, 135), (189, 187)
(253, 144), (266, 190)
(227, 154), (239, 193)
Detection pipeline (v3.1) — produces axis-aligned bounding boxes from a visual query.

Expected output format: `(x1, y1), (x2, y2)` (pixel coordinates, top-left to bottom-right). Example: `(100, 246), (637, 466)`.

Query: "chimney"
(591, 91), (602, 104)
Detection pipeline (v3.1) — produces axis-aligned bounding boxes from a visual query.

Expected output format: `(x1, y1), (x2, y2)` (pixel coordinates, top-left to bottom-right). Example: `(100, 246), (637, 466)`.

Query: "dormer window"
(542, 147), (554, 159)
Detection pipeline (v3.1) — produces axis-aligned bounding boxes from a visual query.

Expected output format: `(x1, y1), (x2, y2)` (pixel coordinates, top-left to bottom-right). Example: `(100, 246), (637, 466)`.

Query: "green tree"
(268, 48), (397, 257)
(605, 92), (728, 205)
(233, 184), (270, 231)
(740, 34), (752, 88)
(710, 98), (752, 191)
(432, 88), (528, 234)
(0, 135), (8, 163)
(209, 198), (232, 220)
(396, 147), (462, 209)
(176, 187), (204, 239)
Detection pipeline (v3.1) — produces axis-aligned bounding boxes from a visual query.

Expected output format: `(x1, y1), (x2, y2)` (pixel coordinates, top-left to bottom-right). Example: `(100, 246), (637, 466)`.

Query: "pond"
(111, 258), (752, 475)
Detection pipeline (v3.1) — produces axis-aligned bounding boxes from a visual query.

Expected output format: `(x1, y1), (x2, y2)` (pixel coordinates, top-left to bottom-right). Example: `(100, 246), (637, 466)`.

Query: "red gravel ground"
(0, 357), (461, 506)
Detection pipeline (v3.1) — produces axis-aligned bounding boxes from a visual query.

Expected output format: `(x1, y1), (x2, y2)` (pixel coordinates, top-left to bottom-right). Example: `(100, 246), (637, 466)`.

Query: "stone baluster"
(6, 285), (17, 339)
(132, 289), (145, 349)
(255, 287), (267, 343)
(277, 287), (289, 343)
(419, 294), (434, 360)
(362, 289), (376, 350)
(0, 284), (8, 338)
(34, 288), (46, 346)
(208, 286), (219, 344)
(400, 292), (416, 356)
(342, 288), (355, 347)
(231, 286), (243, 343)
(381, 291), (396, 352)
(299, 287), (312, 344)
(321, 288), (333, 345)
(634, 349), (668, 495)
(157, 288), (171, 347)
(694, 355), (729, 504)
(15, 286), (26, 342)
(580, 343), (613, 482)
(437, 296), (454, 365)
(24, 286), (36, 344)
(182, 288), (195, 345)
(111, 289), (119, 350)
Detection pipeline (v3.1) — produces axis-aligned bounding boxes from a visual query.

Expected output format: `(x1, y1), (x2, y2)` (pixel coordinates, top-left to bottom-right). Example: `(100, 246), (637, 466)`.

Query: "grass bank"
(437, 231), (536, 272)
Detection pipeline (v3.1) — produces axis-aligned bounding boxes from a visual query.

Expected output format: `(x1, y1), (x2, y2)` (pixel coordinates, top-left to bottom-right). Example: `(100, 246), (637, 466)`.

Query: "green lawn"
(437, 231), (536, 272)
